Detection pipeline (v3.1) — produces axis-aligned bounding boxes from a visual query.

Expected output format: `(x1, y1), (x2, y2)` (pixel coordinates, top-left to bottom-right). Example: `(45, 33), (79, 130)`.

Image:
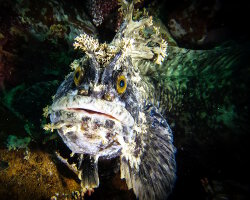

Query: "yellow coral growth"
(73, 0), (167, 68)
(73, 33), (100, 53)
(73, 33), (114, 65)
(43, 123), (64, 132)
(42, 105), (51, 118)
(118, 0), (143, 16)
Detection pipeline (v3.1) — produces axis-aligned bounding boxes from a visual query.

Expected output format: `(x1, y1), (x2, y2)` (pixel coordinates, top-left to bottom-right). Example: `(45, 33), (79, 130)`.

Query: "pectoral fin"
(78, 154), (99, 191)
(120, 106), (176, 200)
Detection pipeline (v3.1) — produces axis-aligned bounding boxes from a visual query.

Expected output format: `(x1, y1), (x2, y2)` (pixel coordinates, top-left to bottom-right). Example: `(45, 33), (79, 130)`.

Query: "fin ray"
(120, 105), (176, 200)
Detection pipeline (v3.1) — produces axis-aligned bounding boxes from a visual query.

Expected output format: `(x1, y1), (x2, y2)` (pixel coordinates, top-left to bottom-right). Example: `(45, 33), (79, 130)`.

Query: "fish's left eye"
(74, 66), (84, 86)
(116, 75), (127, 94)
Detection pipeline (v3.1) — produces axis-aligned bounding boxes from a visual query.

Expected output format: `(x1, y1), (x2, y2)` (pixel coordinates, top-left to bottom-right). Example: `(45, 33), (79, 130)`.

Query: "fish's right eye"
(116, 75), (127, 95)
(74, 66), (84, 86)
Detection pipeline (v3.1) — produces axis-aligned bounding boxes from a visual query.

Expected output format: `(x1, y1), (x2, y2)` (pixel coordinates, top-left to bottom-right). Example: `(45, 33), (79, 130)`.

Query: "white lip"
(51, 95), (134, 127)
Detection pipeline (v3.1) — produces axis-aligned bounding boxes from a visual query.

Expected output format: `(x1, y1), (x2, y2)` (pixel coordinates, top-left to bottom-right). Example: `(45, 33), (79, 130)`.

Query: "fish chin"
(49, 96), (130, 157)
(54, 116), (123, 157)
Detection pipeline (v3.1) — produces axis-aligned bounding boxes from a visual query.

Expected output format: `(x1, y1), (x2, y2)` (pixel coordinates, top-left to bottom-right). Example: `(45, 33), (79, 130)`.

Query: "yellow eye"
(74, 66), (84, 86)
(116, 75), (127, 94)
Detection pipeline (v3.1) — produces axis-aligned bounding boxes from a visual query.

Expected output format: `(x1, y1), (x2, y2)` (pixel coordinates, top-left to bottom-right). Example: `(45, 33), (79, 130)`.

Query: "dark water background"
(0, 0), (250, 199)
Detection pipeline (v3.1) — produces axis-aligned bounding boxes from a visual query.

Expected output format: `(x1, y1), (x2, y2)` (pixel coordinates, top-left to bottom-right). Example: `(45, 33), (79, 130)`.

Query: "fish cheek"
(67, 131), (78, 142)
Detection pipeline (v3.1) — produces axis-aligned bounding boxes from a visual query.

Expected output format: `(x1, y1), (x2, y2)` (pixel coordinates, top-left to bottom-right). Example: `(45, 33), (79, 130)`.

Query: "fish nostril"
(78, 89), (89, 96)
(103, 92), (114, 101)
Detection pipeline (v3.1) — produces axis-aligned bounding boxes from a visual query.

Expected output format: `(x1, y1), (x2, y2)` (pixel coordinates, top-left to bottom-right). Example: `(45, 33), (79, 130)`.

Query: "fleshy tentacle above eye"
(120, 104), (176, 200)
(101, 51), (122, 84)
(89, 55), (101, 85)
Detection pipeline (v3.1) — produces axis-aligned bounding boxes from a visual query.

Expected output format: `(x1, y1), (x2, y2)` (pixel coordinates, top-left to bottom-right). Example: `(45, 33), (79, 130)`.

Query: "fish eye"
(116, 75), (127, 94)
(74, 66), (84, 86)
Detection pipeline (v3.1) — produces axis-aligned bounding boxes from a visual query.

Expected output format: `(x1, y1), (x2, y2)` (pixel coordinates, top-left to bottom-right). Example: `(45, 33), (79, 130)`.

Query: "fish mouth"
(67, 108), (119, 122)
(50, 95), (134, 127)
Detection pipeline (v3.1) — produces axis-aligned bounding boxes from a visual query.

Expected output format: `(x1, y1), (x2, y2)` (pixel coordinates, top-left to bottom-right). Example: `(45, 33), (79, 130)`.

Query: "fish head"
(49, 53), (141, 158)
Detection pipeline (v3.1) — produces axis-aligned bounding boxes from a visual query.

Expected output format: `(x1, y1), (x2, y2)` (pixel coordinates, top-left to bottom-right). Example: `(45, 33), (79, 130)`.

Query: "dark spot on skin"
(58, 128), (63, 133)
(133, 148), (140, 157)
(68, 132), (78, 141)
(84, 134), (94, 139)
(55, 111), (61, 118)
(93, 123), (101, 130)
(123, 126), (130, 135)
(82, 117), (91, 122)
(67, 131), (73, 135)
(67, 112), (74, 118)
(106, 132), (111, 138)
(105, 120), (115, 129)
(81, 122), (89, 131)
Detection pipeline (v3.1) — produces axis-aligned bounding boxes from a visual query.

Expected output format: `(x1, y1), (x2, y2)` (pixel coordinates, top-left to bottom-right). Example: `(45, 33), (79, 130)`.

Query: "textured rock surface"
(0, 0), (96, 90)
(0, 149), (80, 199)
(159, 0), (250, 48)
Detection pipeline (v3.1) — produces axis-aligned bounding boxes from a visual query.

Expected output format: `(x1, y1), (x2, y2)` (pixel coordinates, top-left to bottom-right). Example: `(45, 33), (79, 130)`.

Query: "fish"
(43, 1), (176, 199)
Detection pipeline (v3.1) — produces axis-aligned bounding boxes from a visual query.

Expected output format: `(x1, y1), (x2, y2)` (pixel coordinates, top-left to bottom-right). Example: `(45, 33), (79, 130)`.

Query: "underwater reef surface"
(0, 0), (250, 199)
(0, 149), (80, 199)
(0, 148), (135, 199)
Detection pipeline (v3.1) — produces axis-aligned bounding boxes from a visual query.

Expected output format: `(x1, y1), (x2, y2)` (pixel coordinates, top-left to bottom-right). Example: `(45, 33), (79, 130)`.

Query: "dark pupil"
(75, 71), (79, 79)
(120, 80), (125, 87)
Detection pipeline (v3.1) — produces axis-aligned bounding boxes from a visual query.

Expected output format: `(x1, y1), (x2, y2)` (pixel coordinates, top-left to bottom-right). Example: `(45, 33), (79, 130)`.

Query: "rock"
(0, 149), (80, 199)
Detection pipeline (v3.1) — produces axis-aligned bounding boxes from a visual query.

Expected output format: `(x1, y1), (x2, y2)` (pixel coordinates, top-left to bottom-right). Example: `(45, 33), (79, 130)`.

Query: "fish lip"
(51, 95), (134, 127)
(67, 107), (120, 122)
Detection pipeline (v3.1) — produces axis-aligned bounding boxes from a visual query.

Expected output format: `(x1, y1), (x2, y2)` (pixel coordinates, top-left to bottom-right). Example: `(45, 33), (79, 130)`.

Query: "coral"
(123, 17), (167, 65)
(117, 1), (167, 65)
(73, 33), (119, 65)
(73, 33), (111, 64)
(74, 0), (167, 67)
(42, 105), (50, 118)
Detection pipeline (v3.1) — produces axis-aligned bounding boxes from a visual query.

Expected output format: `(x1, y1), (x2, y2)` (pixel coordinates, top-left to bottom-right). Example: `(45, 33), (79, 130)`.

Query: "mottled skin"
(50, 54), (139, 159)
(47, 49), (176, 199)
